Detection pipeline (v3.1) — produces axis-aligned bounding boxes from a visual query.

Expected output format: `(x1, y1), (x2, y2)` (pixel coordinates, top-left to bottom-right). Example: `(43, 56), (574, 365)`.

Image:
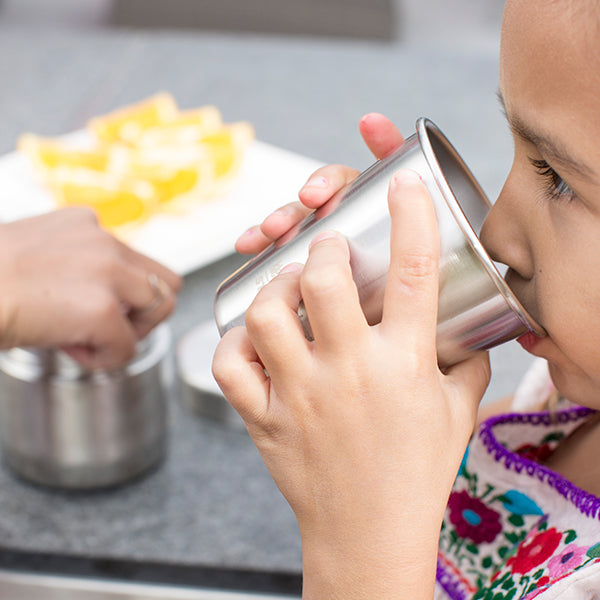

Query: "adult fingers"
(358, 113), (405, 159)
(300, 231), (367, 354)
(64, 296), (139, 370)
(95, 244), (179, 339)
(212, 327), (270, 424)
(118, 241), (183, 293)
(122, 268), (178, 339)
(380, 170), (440, 359)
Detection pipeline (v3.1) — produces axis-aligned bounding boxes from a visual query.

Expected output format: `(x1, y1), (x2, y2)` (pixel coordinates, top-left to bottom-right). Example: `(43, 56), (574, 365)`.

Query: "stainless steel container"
(214, 118), (544, 367)
(0, 323), (171, 490)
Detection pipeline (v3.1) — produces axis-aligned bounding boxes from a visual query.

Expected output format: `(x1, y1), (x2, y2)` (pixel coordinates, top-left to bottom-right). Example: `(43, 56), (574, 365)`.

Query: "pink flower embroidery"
(547, 543), (587, 579)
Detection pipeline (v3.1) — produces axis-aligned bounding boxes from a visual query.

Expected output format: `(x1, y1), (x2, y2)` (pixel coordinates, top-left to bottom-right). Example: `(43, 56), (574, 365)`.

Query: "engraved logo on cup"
(255, 262), (284, 290)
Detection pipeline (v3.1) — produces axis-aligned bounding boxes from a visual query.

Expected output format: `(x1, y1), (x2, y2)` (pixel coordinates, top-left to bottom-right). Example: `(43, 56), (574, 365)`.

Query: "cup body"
(0, 324), (171, 489)
(214, 118), (543, 367)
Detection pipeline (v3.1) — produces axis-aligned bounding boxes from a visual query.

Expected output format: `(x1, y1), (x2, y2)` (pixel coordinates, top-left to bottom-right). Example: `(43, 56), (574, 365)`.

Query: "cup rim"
(416, 117), (545, 338)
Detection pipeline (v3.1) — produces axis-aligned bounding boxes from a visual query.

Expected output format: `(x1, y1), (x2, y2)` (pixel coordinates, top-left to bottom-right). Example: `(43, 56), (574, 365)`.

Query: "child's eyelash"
(529, 157), (575, 202)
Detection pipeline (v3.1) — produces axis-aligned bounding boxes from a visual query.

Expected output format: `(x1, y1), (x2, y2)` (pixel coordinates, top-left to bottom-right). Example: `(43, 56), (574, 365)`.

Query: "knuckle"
(301, 264), (348, 299)
(245, 296), (286, 332)
(87, 293), (121, 322)
(394, 249), (438, 283)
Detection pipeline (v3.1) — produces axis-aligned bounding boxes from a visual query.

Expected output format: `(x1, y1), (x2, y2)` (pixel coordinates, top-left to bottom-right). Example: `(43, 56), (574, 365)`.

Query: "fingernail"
(239, 226), (256, 238)
(272, 204), (296, 218)
(309, 230), (338, 248)
(279, 262), (303, 275)
(303, 175), (328, 189)
(393, 169), (423, 186)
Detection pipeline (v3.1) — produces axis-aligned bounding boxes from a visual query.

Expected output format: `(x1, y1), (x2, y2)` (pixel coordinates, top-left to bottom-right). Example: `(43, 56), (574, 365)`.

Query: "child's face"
(480, 0), (600, 407)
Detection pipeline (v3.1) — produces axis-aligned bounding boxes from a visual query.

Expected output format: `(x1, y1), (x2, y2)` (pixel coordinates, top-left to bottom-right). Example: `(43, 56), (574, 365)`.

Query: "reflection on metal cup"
(214, 118), (544, 367)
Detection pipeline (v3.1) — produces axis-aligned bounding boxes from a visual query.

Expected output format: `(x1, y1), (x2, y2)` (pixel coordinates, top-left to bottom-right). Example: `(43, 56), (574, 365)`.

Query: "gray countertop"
(0, 25), (534, 592)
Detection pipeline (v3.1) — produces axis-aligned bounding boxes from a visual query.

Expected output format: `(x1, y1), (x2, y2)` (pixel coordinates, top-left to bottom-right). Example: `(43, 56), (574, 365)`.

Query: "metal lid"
(175, 319), (245, 431)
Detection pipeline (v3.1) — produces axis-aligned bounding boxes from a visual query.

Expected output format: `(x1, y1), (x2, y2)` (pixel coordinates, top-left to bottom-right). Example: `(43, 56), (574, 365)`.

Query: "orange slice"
(18, 134), (111, 172)
(50, 169), (156, 230)
(199, 121), (254, 181)
(18, 95), (255, 225)
(137, 105), (223, 147)
(87, 93), (178, 145)
(122, 145), (214, 204)
(128, 164), (202, 204)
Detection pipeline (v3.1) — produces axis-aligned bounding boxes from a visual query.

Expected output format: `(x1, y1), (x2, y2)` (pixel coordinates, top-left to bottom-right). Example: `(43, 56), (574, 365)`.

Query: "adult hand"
(213, 170), (490, 599)
(0, 207), (182, 370)
(235, 113), (405, 255)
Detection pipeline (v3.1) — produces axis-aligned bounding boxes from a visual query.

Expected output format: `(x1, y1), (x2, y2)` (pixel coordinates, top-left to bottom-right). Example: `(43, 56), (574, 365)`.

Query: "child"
(213, 0), (600, 597)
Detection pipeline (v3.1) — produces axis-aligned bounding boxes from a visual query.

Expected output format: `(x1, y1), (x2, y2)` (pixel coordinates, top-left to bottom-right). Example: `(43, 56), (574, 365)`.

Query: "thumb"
(445, 351), (491, 417)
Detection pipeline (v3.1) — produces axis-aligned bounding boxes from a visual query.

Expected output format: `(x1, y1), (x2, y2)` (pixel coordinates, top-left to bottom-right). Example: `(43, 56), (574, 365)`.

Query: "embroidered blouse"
(435, 359), (600, 599)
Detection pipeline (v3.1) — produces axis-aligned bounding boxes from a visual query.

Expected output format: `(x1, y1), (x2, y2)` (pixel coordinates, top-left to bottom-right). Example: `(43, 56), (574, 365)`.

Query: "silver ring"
(139, 273), (170, 314)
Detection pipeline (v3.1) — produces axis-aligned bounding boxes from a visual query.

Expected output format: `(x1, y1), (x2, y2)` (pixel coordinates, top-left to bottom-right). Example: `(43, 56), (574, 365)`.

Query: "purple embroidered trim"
(436, 558), (468, 600)
(479, 407), (600, 518)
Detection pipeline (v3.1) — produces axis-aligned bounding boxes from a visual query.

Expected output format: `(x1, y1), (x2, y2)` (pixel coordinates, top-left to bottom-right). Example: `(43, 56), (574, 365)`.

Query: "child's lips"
(517, 331), (543, 353)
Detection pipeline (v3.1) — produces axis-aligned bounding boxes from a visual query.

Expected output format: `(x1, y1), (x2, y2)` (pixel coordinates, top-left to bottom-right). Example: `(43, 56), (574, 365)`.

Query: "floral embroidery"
(547, 543), (587, 578)
(515, 443), (553, 462)
(447, 491), (502, 544)
(514, 431), (564, 463)
(437, 409), (600, 600)
(499, 491), (543, 517)
(505, 526), (562, 575)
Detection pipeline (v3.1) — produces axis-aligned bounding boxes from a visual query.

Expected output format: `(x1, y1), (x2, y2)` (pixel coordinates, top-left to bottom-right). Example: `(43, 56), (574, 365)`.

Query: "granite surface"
(0, 22), (534, 592)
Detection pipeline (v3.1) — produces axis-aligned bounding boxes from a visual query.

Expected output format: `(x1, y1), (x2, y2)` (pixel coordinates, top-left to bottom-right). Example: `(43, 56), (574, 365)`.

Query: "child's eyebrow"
(496, 90), (595, 182)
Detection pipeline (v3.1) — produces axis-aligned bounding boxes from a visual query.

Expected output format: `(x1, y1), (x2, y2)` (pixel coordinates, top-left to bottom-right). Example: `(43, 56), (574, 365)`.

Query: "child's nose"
(479, 183), (535, 281)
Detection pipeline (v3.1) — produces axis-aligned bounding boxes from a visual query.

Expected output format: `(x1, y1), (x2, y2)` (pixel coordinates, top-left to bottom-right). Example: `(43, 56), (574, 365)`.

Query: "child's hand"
(235, 113), (405, 255)
(213, 170), (490, 598)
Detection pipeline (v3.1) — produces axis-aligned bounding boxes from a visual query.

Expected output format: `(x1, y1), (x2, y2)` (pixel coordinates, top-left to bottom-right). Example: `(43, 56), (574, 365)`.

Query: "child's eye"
(529, 157), (576, 203)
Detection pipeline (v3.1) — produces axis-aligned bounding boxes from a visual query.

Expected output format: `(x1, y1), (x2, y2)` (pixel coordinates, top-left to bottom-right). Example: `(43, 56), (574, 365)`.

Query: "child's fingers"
(359, 113), (405, 159)
(381, 170), (440, 358)
(445, 351), (492, 418)
(236, 202), (312, 255)
(244, 264), (310, 383)
(446, 351), (491, 409)
(298, 164), (360, 209)
(235, 225), (274, 255)
(236, 164), (360, 256)
(212, 327), (270, 424)
(301, 231), (368, 353)
(260, 201), (313, 240)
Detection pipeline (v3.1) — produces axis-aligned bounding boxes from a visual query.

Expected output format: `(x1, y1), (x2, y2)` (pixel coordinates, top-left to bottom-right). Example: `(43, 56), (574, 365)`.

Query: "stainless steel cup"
(214, 118), (544, 367)
(0, 324), (171, 490)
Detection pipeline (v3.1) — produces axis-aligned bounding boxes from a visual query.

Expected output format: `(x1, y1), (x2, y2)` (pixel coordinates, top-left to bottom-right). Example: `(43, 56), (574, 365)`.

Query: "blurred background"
(0, 1), (534, 596)
(0, 0), (519, 401)
(0, 0), (503, 44)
